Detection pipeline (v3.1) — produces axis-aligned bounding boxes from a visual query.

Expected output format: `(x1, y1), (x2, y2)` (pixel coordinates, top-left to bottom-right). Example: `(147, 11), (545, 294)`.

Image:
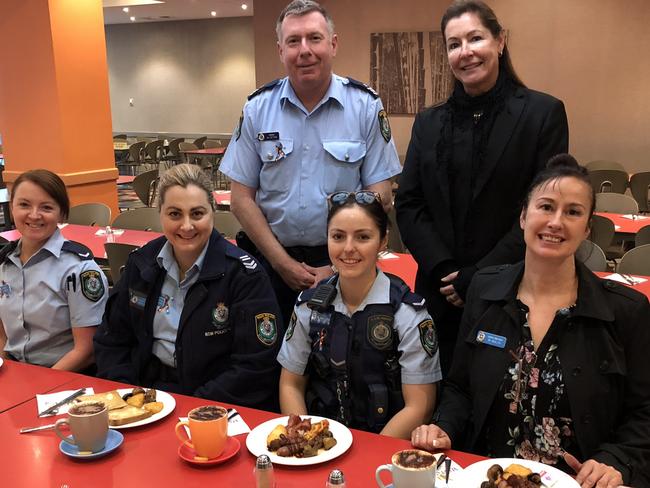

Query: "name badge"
(257, 131), (279, 141)
(476, 330), (506, 349)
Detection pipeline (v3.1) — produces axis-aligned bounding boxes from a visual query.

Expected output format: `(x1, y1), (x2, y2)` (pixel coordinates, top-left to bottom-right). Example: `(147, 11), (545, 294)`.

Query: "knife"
(20, 423), (57, 434)
(38, 388), (86, 417)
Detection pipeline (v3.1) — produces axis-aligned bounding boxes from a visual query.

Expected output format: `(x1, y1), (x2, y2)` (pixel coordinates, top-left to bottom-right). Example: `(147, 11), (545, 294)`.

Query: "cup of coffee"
(376, 449), (437, 488)
(54, 401), (109, 453)
(175, 405), (228, 459)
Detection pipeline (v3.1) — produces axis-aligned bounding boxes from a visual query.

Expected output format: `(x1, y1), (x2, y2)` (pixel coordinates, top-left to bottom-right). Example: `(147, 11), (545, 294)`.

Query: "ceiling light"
(122, 7), (129, 12)
(241, 3), (248, 10)
(211, 11), (217, 17)
(130, 16), (136, 21)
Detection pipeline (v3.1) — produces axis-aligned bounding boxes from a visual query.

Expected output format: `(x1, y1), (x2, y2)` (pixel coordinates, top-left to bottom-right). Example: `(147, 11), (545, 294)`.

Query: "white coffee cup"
(376, 449), (437, 488)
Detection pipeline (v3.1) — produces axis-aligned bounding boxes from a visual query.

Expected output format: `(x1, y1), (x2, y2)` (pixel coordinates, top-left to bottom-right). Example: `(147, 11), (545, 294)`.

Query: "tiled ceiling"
(102, 0), (254, 24)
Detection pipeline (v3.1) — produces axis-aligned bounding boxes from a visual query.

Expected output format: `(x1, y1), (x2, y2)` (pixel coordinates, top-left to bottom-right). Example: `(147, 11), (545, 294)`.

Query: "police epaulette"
(226, 246), (260, 274)
(296, 287), (317, 305)
(385, 272), (425, 309)
(345, 77), (379, 99)
(0, 240), (18, 264)
(247, 79), (281, 100)
(61, 240), (94, 260)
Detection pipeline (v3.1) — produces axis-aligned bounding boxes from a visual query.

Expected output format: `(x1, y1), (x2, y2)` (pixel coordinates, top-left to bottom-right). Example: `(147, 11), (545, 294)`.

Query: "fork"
(620, 273), (638, 285)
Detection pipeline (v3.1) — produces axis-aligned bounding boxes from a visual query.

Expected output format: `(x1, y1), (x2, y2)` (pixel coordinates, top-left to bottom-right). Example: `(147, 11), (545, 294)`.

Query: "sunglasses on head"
(327, 191), (382, 209)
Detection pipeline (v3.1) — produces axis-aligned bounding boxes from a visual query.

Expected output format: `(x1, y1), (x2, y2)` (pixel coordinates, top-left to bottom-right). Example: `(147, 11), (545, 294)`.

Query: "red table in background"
(212, 190), (231, 207)
(116, 175), (136, 185)
(595, 212), (650, 235)
(0, 363), (484, 487)
(0, 224), (162, 260)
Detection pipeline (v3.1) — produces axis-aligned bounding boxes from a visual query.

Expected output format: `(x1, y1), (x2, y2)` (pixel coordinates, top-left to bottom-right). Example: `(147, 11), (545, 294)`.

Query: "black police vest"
(304, 274), (415, 433)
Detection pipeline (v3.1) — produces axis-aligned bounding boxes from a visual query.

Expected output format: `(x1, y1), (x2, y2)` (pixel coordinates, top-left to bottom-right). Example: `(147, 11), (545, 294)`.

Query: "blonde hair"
(156, 164), (215, 210)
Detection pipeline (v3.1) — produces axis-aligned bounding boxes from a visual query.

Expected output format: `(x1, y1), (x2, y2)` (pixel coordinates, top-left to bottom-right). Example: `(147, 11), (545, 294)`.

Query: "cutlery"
(620, 273), (637, 285)
(444, 458), (451, 485)
(436, 453), (447, 470)
(38, 388), (86, 417)
(227, 408), (240, 421)
(19, 423), (57, 434)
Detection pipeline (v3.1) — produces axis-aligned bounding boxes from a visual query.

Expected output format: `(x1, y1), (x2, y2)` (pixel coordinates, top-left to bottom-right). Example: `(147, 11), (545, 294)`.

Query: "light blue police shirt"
(277, 270), (442, 384)
(152, 240), (209, 367)
(0, 229), (108, 367)
(220, 74), (402, 247)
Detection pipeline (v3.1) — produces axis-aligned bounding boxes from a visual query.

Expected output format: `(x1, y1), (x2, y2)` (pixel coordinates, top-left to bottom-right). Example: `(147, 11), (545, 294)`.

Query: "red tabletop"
(116, 175), (136, 185)
(0, 224), (162, 260)
(0, 367), (484, 487)
(378, 252), (417, 290)
(0, 360), (78, 413)
(595, 212), (650, 234)
(595, 271), (650, 298)
(212, 190), (231, 206)
(182, 148), (225, 156)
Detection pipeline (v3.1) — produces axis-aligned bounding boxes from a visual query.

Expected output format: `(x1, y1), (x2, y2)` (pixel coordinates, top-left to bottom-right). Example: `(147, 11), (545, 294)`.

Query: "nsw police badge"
(211, 302), (229, 328)
(418, 319), (438, 357)
(367, 314), (394, 351)
(285, 311), (297, 341)
(378, 109), (392, 143)
(255, 313), (277, 346)
(80, 270), (104, 302)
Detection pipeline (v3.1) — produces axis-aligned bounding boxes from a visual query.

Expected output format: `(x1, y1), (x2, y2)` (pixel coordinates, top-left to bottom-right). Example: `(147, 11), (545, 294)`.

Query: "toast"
(77, 390), (127, 411)
(109, 405), (154, 426)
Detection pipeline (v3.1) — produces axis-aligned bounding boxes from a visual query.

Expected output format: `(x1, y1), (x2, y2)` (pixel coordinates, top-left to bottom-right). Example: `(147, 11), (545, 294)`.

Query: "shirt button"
(572, 366), (581, 377)
(267, 153), (273, 160)
(300, 205), (306, 209)
(599, 360), (610, 372)
(304, 145), (310, 150)
(300, 231), (305, 236)
(344, 153), (350, 161)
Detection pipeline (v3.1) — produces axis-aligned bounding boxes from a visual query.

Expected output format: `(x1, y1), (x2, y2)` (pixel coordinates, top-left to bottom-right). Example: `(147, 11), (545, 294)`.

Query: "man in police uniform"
(220, 0), (401, 323)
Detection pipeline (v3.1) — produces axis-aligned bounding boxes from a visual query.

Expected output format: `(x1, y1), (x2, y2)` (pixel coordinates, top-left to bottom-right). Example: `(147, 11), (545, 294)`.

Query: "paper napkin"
(604, 273), (648, 285)
(95, 228), (125, 236)
(36, 388), (95, 416)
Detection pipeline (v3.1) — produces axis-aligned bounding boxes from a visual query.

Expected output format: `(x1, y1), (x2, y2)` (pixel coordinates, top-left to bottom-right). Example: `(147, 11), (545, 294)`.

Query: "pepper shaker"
(254, 454), (275, 488)
(326, 469), (346, 487)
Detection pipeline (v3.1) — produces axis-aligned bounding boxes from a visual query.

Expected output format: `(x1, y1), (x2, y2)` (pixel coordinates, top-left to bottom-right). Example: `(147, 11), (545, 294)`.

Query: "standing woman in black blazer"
(395, 0), (568, 373)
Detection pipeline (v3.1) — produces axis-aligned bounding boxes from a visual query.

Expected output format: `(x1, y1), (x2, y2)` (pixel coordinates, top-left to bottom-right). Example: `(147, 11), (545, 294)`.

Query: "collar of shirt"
(9, 228), (65, 268)
(279, 74), (345, 114)
(156, 239), (209, 287)
(333, 269), (389, 316)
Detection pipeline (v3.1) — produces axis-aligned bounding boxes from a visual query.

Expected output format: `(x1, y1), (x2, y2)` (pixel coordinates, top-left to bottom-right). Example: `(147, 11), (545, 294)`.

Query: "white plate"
(109, 388), (176, 430)
(457, 458), (580, 488)
(0, 357), (3, 368)
(245, 415), (353, 466)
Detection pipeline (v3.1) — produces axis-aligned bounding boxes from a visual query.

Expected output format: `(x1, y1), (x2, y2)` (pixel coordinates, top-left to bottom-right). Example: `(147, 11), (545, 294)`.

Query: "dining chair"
(618, 244), (650, 276)
(213, 211), (241, 239)
(576, 240), (608, 272)
(178, 142), (199, 164)
(588, 169), (629, 194)
(132, 170), (159, 207)
(117, 140), (146, 176)
(635, 225), (650, 247)
(143, 140), (165, 170)
(193, 136), (207, 149)
(203, 139), (222, 149)
(113, 134), (128, 140)
(68, 203), (112, 227)
(112, 207), (162, 232)
(629, 172), (650, 213)
(161, 138), (185, 169)
(595, 193), (639, 214)
(585, 160), (627, 172)
(104, 242), (139, 285)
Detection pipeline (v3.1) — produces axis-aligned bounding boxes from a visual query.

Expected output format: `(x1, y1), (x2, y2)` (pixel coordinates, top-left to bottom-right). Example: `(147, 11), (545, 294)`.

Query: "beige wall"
(106, 17), (255, 135)
(254, 0), (650, 173)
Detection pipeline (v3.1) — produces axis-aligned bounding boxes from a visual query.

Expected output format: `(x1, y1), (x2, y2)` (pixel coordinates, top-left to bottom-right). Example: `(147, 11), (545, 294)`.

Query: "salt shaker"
(105, 225), (114, 242)
(326, 469), (346, 487)
(254, 454), (275, 488)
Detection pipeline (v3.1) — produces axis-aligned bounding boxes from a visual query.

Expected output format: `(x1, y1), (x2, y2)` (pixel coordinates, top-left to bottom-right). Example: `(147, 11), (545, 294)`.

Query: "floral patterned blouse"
(481, 300), (578, 472)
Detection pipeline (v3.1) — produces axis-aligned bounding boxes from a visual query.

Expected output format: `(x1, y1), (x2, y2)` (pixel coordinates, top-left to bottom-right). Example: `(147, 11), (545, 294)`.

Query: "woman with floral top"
(411, 154), (650, 488)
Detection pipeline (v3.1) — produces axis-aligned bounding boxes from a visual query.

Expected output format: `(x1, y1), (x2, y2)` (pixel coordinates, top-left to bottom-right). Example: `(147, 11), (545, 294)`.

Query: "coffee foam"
(189, 405), (227, 421)
(392, 449), (436, 471)
(70, 401), (105, 416)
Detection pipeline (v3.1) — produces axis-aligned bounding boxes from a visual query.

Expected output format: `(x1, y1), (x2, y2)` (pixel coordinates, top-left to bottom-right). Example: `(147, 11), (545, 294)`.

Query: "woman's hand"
(563, 452), (623, 488)
(410, 424), (451, 451)
(440, 271), (464, 308)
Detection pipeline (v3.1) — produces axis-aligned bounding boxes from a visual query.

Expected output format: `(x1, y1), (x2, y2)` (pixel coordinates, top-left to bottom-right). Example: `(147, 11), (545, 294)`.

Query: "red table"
(0, 224), (162, 260)
(595, 271), (650, 298)
(0, 365), (483, 487)
(595, 212), (650, 235)
(212, 190), (231, 207)
(182, 147), (226, 165)
(116, 175), (136, 185)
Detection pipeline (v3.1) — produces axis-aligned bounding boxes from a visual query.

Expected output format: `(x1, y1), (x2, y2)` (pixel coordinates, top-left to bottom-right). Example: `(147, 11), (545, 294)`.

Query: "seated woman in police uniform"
(278, 191), (441, 439)
(0, 169), (108, 371)
(94, 164), (283, 411)
(411, 155), (650, 488)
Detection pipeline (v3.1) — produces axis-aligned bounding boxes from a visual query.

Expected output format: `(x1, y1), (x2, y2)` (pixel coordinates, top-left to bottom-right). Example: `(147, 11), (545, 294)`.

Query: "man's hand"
(440, 271), (464, 308)
(303, 264), (335, 288)
(564, 452), (624, 488)
(275, 257), (316, 291)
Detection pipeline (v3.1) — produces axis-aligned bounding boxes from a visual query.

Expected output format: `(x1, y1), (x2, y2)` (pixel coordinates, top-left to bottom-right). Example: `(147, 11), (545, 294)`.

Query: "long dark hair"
(441, 0), (525, 88)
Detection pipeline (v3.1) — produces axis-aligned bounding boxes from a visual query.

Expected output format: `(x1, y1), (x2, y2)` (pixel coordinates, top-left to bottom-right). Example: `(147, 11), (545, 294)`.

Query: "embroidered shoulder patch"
(80, 270), (105, 302)
(255, 312), (277, 346)
(234, 111), (243, 141)
(285, 311), (297, 341)
(378, 109), (391, 142)
(418, 319), (438, 357)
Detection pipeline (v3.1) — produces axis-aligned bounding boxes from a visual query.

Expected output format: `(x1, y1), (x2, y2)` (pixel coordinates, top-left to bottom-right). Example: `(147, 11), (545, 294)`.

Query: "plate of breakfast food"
(245, 414), (352, 466)
(74, 387), (176, 429)
(457, 458), (580, 487)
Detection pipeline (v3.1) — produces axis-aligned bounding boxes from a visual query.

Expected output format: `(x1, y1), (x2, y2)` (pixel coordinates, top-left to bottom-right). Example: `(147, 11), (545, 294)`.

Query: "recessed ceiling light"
(211, 11), (217, 17)
(130, 16), (136, 21)
(241, 3), (248, 10)
(122, 7), (129, 12)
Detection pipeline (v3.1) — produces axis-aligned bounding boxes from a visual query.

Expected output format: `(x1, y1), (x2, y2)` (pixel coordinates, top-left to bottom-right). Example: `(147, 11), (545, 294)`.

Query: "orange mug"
(175, 405), (228, 459)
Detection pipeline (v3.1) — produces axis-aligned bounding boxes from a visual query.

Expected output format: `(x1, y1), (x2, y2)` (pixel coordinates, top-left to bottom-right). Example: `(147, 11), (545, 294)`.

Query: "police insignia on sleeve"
(285, 311), (297, 341)
(418, 319), (438, 357)
(367, 314), (394, 351)
(378, 109), (391, 142)
(80, 270), (104, 302)
(234, 111), (243, 141)
(255, 313), (277, 346)
(212, 302), (229, 327)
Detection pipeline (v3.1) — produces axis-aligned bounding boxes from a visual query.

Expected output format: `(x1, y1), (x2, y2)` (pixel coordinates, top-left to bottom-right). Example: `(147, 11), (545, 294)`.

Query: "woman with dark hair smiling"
(395, 0), (569, 373)
(411, 155), (650, 488)
(0, 169), (107, 371)
(278, 191), (441, 439)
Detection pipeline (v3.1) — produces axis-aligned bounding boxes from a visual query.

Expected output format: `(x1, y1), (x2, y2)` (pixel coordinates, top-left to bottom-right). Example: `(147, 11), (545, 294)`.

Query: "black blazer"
(395, 85), (568, 324)
(435, 262), (650, 485)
